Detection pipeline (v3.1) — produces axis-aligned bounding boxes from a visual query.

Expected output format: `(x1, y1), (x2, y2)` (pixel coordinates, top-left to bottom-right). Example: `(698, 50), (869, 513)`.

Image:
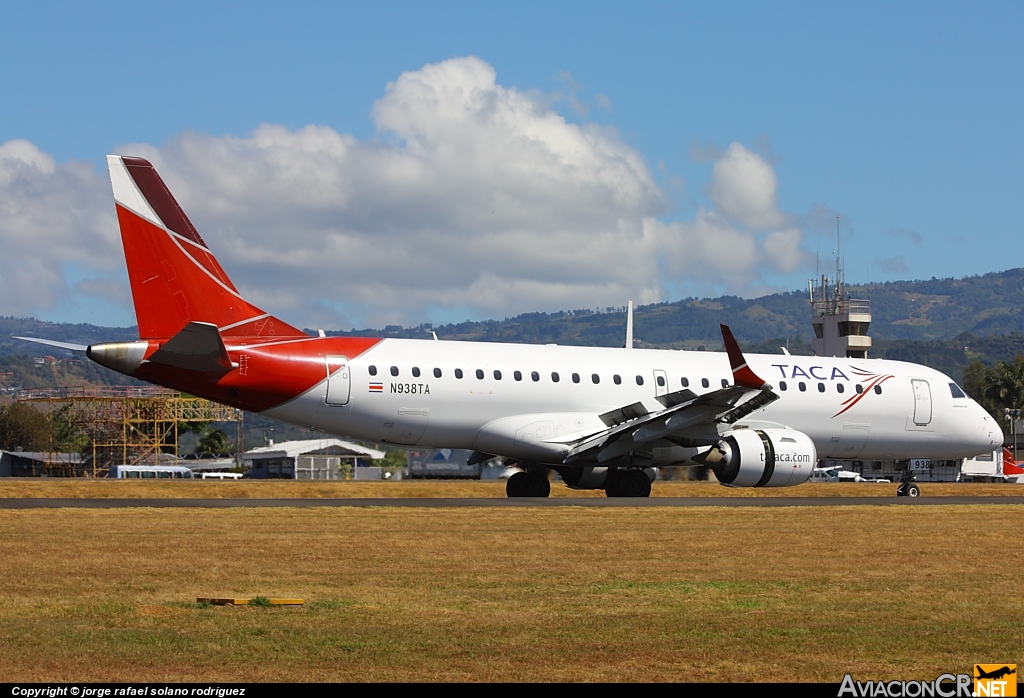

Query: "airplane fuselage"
(251, 337), (1000, 464)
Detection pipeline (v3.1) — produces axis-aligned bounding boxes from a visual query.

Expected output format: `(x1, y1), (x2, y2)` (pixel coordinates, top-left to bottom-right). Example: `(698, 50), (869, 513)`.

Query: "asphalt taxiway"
(2, 496), (1024, 509)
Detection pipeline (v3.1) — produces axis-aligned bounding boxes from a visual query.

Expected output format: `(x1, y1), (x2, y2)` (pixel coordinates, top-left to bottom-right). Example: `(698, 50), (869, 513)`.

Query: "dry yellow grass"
(0, 504), (1021, 682)
(0, 478), (1019, 498)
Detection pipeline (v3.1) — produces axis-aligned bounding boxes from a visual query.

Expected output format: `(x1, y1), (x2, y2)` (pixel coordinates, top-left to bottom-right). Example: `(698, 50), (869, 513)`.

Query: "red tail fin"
(106, 155), (306, 341)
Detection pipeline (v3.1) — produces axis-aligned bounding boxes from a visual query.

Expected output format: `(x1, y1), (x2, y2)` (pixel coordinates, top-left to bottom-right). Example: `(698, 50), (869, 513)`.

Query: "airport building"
(0, 450), (84, 477)
(241, 438), (385, 480)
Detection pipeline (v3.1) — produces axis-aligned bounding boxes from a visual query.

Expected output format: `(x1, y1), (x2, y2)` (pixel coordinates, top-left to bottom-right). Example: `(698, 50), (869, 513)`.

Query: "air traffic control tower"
(808, 266), (871, 358)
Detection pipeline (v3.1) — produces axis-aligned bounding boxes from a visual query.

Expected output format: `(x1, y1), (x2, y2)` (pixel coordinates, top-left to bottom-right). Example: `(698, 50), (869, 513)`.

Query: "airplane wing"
(557, 325), (778, 464)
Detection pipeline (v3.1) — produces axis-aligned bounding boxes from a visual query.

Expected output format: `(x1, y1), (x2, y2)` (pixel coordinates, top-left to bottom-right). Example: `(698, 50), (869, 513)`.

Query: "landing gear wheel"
(604, 470), (623, 497)
(605, 470), (651, 497)
(905, 483), (920, 497)
(507, 471), (550, 498)
(506, 471), (527, 498)
(523, 472), (551, 498)
(620, 470), (652, 498)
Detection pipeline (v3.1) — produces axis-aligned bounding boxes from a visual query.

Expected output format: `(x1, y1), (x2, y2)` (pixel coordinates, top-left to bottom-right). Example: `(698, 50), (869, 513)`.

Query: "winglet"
(720, 324), (767, 389)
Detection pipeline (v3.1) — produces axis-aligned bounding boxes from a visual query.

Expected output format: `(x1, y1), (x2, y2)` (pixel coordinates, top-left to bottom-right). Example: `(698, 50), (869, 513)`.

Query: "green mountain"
(4, 267), (1024, 386)
(329, 267), (1024, 349)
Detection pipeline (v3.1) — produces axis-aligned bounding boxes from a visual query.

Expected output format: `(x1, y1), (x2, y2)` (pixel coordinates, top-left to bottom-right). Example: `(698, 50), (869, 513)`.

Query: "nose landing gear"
(896, 466), (920, 497)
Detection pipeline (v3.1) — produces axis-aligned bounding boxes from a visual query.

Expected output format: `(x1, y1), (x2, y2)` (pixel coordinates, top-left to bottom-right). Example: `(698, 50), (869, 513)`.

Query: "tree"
(0, 402), (52, 452)
(196, 428), (230, 456)
(963, 355), (1024, 431)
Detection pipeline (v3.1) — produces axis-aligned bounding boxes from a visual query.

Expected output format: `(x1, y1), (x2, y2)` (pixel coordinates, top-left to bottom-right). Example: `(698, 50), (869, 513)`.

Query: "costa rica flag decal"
(369, 382), (384, 393)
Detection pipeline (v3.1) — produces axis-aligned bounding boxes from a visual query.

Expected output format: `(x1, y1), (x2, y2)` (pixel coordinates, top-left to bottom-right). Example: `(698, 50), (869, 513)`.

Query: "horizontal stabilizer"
(13, 337), (88, 352)
(147, 322), (235, 373)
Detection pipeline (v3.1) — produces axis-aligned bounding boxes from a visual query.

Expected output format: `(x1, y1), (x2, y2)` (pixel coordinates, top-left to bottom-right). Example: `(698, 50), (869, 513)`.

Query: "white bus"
(110, 465), (195, 479)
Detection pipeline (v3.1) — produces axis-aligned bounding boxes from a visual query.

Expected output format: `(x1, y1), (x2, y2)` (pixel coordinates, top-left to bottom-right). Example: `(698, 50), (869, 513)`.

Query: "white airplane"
(19, 156), (1002, 497)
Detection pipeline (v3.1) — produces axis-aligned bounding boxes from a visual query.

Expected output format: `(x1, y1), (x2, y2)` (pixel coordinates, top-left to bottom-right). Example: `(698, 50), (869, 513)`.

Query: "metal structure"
(15, 386), (242, 477)
(807, 218), (872, 359)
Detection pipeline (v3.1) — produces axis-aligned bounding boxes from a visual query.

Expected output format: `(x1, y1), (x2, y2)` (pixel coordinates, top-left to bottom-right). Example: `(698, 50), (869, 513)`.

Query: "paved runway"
(2, 496), (1024, 509)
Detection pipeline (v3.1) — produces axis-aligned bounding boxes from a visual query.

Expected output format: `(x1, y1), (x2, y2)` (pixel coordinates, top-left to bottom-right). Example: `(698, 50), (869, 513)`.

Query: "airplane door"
(325, 356), (351, 406)
(912, 379), (932, 426)
(653, 369), (668, 397)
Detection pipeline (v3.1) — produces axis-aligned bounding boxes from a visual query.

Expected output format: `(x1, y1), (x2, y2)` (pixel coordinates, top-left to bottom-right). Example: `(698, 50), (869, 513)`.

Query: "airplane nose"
(979, 412), (1001, 450)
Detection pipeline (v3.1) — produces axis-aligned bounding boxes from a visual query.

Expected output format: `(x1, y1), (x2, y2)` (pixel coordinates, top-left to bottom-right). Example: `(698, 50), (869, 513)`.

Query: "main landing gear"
(506, 470), (551, 498)
(604, 469), (652, 498)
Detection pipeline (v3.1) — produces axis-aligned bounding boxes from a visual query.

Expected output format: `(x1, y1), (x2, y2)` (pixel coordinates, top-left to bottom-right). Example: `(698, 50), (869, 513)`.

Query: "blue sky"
(1, 1), (1022, 328)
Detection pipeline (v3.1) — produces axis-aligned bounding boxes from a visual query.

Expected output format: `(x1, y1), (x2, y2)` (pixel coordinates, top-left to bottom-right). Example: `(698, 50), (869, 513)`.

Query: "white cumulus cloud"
(0, 139), (121, 319)
(706, 142), (789, 231)
(0, 57), (818, 330)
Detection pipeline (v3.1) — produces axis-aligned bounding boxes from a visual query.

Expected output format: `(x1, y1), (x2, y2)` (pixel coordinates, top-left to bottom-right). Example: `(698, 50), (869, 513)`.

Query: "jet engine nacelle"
(706, 428), (816, 487)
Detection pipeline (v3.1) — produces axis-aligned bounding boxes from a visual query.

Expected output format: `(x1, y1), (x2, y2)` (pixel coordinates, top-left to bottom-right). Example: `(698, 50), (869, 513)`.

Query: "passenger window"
(681, 377), (689, 388)
(701, 378), (709, 388)
(837, 383), (845, 394)
(949, 383), (966, 398)
(856, 384), (863, 394)
(368, 365), (378, 376)
(799, 382), (807, 392)
(818, 383), (825, 392)
(514, 370), (522, 381)
(412, 367), (421, 378)
(721, 379), (728, 388)
(455, 368), (464, 379)
(592, 374), (600, 384)
(494, 370), (502, 380)
(874, 385), (883, 395)
(476, 369), (484, 380)
(657, 376), (666, 387)
(636, 375), (644, 386)
(551, 372), (560, 383)
(779, 381), (788, 391)
(390, 366), (399, 377)
(613, 374), (622, 385)
(531, 371), (540, 382)
(572, 373), (580, 384)
(433, 368), (442, 378)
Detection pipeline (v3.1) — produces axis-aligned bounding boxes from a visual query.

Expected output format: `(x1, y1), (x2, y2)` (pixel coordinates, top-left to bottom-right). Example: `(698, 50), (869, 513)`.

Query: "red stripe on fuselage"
(133, 336), (382, 412)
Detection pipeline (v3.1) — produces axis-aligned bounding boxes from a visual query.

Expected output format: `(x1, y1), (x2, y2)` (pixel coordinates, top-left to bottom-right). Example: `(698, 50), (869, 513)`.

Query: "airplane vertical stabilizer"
(106, 155), (306, 341)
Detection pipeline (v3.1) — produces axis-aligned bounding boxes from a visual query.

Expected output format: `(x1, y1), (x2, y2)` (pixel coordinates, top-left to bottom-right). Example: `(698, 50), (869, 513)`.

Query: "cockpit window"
(949, 382), (967, 399)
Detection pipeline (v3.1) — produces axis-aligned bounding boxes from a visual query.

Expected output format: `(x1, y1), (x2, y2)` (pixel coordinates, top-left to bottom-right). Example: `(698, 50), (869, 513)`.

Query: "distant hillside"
(3, 268), (1024, 386)
(0, 317), (136, 359)
(329, 267), (1024, 347)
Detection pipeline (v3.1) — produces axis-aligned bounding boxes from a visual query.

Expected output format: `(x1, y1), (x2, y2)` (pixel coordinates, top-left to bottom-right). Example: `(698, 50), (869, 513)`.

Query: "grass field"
(0, 478), (1020, 498)
(0, 503), (1021, 681)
